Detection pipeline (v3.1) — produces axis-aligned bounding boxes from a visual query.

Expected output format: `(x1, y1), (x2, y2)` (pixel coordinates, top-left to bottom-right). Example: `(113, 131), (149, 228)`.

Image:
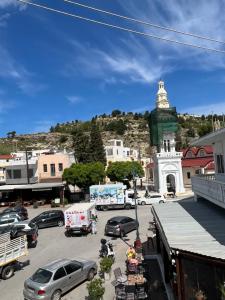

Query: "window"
(198, 150), (205, 157)
(216, 154), (225, 174)
(58, 163), (63, 172)
(13, 170), (21, 179)
(186, 151), (193, 158)
(43, 164), (47, 172)
(50, 164), (55, 176)
(195, 169), (201, 175)
(6, 170), (12, 179)
(107, 148), (113, 156)
(164, 140), (167, 152)
(31, 269), (53, 284)
(151, 195), (162, 199)
(116, 141), (121, 146)
(28, 169), (33, 178)
(53, 267), (66, 281)
(187, 172), (191, 179)
(65, 263), (81, 274)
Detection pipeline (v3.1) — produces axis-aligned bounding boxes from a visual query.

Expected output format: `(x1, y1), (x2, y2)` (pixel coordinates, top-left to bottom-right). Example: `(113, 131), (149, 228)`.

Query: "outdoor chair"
(114, 267), (122, 280)
(115, 284), (126, 300)
(125, 284), (136, 300)
(136, 286), (148, 299)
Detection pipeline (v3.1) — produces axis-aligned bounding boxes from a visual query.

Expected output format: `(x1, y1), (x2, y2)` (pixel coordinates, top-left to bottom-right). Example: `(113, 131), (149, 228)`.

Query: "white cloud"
(0, 45), (46, 95)
(65, 1), (225, 85)
(180, 101), (225, 115)
(67, 95), (82, 104)
(0, 0), (26, 9)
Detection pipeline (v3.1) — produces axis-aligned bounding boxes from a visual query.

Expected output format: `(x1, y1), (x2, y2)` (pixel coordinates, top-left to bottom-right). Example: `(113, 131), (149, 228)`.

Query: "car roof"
(42, 259), (72, 271)
(108, 216), (131, 222)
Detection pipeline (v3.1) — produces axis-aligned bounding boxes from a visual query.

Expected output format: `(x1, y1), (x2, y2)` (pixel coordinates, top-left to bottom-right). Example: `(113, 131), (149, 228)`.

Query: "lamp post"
(132, 171), (141, 251)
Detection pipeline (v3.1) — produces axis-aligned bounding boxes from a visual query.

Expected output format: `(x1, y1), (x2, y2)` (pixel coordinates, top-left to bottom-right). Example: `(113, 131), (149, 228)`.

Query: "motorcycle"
(99, 238), (115, 261)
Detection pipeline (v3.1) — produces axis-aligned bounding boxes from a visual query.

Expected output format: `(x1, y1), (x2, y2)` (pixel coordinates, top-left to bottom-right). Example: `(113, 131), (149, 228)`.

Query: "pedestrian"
(91, 213), (97, 234)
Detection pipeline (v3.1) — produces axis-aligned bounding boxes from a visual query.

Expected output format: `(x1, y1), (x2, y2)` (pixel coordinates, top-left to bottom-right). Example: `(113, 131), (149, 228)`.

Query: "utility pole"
(211, 111), (214, 132)
(132, 171), (141, 251)
(25, 148), (30, 184)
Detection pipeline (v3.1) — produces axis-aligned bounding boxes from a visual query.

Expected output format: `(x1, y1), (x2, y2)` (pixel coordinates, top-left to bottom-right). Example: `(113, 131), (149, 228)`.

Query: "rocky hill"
(0, 111), (223, 156)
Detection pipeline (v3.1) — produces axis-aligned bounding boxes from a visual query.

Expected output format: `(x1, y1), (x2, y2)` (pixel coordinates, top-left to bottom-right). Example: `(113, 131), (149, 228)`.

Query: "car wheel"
(1, 265), (14, 280)
(87, 268), (95, 281)
(51, 289), (62, 300)
(141, 201), (146, 205)
(57, 220), (64, 227)
(159, 200), (164, 204)
(124, 203), (131, 210)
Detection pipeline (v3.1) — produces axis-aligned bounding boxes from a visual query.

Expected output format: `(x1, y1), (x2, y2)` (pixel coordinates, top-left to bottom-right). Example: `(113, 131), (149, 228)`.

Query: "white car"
(0, 213), (21, 227)
(137, 193), (165, 205)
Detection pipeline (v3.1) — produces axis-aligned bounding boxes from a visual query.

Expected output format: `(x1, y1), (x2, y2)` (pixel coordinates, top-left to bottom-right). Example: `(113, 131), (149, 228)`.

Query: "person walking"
(91, 213), (97, 234)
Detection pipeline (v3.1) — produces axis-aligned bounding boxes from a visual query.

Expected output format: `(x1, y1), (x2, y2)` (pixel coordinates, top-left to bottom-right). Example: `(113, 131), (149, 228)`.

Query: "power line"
(64, 0), (225, 46)
(17, 0), (225, 55)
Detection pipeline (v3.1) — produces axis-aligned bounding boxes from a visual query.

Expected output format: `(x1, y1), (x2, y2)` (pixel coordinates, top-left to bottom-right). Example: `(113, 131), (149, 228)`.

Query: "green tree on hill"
(89, 122), (106, 166)
(72, 129), (91, 163)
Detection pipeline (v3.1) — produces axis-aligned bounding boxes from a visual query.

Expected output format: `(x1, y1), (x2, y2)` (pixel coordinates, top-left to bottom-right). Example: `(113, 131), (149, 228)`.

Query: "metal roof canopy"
(0, 182), (64, 192)
(152, 201), (225, 261)
(65, 202), (95, 212)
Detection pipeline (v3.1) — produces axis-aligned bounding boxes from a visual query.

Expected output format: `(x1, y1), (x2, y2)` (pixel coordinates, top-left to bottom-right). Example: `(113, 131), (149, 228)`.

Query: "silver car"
(23, 258), (97, 300)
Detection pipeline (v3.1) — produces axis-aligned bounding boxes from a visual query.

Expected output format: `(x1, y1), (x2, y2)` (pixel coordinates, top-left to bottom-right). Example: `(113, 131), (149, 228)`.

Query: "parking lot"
(1, 205), (153, 300)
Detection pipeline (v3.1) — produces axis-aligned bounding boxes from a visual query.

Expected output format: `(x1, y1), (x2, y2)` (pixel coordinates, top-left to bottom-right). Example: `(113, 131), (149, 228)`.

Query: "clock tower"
(149, 80), (185, 195)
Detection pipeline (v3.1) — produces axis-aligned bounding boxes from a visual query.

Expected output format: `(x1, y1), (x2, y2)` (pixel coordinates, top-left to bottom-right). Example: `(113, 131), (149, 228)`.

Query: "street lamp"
(132, 171), (142, 251)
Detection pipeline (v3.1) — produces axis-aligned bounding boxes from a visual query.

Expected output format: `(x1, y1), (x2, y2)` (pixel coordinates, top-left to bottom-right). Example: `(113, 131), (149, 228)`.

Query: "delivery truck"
(0, 232), (28, 280)
(90, 183), (135, 210)
(64, 202), (96, 236)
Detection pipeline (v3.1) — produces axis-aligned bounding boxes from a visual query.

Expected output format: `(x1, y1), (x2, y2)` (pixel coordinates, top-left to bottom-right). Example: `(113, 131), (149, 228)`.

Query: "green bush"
(100, 257), (114, 273)
(87, 278), (105, 300)
(63, 198), (68, 205)
(33, 201), (38, 209)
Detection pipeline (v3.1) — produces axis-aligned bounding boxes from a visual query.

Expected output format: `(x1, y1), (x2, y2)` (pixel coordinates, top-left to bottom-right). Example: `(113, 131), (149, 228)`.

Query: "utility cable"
(64, 0), (225, 45)
(17, 0), (225, 55)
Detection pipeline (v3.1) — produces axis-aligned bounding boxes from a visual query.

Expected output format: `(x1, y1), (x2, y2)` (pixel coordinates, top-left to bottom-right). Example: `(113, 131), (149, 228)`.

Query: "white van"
(64, 203), (96, 236)
(137, 193), (165, 205)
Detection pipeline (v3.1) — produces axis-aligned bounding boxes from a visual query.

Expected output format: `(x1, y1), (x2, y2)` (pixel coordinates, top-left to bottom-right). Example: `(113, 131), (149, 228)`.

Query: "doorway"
(166, 174), (176, 193)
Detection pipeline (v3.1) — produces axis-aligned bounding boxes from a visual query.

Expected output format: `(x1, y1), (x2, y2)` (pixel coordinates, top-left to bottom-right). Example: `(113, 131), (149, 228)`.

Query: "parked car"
(105, 216), (137, 237)
(23, 258), (97, 300)
(30, 210), (64, 229)
(0, 214), (21, 227)
(2, 206), (28, 220)
(137, 193), (165, 205)
(0, 220), (38, 248)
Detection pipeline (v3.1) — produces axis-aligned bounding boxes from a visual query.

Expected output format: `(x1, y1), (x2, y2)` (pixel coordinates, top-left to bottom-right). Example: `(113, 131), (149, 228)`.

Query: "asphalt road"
(1, 204), (154, 300)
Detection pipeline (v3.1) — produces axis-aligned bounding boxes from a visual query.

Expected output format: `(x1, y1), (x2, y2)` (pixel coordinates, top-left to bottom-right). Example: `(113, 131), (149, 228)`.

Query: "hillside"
(0, 111), (223, 156)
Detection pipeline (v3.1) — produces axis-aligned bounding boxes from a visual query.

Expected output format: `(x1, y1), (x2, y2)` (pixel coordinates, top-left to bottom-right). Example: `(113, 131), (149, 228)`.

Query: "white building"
(0, 154), (15, 185)
(105, 139), (139, 163)
(192, 127), (225, 208)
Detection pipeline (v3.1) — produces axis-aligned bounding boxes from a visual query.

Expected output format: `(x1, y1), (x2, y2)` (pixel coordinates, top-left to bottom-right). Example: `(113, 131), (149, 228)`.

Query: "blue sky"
(1, 0), (225, 136)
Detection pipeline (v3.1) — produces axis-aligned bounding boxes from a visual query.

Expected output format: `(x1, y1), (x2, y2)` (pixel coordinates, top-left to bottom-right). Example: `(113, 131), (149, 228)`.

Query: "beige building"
(37, 152), (74, 183)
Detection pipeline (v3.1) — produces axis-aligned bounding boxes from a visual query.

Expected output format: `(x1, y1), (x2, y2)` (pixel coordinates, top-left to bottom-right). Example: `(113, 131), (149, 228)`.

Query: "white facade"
(153, 81), (185, 194)
(192, 127), (225, 208)
(105, 139), (139, 163)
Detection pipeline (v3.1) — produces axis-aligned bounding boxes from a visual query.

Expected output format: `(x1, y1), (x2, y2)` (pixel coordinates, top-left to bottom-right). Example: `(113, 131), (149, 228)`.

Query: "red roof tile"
(182, 157), (214, 168)
(0, 154), (14, 159)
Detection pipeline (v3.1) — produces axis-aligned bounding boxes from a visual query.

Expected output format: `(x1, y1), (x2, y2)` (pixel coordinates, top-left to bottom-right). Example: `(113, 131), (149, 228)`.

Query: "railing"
(192, 174), (225, 208)
(156, 152), (183, 158)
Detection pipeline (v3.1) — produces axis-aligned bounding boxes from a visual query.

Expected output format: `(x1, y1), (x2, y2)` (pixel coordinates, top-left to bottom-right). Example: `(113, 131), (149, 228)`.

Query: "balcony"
(156, 152), (183, 159)
(191, 174), (225, 209)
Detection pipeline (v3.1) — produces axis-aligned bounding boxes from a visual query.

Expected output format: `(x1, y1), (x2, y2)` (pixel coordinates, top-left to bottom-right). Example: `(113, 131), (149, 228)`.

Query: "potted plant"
(87, 278), (105, 300)
(194, 289), (207, 300)
(33, 201), (38, 209)
(218, 282), (225, 300)
(100, 257), (113, 281)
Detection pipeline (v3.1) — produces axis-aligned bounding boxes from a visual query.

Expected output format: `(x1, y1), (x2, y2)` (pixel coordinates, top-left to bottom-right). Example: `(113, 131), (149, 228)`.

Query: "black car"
(0, 221), (38, 248)
(105, 216), (138, 237)
(2, 206), (28, 220)
(30, 210), (64, 229)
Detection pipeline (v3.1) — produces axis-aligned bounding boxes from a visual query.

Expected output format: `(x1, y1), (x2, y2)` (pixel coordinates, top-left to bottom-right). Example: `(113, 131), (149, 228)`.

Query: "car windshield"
(107, 219), (120, 226)
(31, 268), (52, 283)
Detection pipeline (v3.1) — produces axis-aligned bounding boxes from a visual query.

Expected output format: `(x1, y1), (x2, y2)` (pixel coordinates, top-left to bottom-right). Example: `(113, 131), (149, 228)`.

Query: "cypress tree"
(89, 122), (106, 166)
(72, 128), (91, 163)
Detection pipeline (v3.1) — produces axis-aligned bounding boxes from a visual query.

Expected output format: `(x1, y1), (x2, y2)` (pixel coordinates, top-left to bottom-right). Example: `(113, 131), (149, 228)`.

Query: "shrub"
(100, 257), (114, 273)
(33, 201), (38, 209)
(87, 278), (105, 300)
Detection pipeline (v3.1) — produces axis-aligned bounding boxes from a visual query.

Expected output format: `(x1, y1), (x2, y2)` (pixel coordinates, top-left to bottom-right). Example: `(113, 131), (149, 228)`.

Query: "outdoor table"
(127, 274), (146, 286)
(117, 275), (128, 284)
